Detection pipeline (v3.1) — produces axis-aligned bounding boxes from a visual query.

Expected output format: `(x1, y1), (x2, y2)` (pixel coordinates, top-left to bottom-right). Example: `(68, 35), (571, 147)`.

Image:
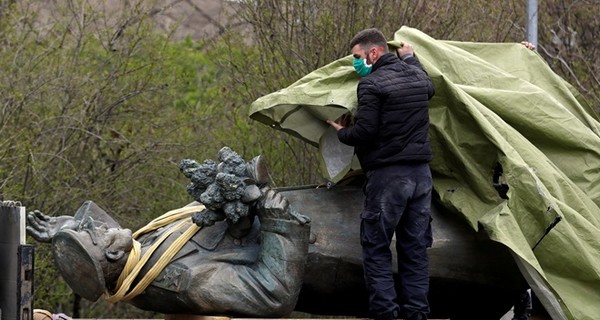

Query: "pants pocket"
(360, 209), (381, 246)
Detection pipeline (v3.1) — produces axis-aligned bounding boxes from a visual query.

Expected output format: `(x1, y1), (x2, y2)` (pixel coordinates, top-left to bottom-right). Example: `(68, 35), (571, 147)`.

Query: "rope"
(0, 200), (22, 207)
(105, 205), (205, 302)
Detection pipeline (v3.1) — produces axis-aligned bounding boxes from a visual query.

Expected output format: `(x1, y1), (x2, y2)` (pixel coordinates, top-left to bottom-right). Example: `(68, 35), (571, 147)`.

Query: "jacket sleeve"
(404, 56), (435, 100)
(403, 55), (424, 69)
(337, 79), (381, 146)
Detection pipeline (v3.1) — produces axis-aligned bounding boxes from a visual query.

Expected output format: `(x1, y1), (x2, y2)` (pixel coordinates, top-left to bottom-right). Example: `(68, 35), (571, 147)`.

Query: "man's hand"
(326, 113), (352, 131)
(326, 119), (344, 131)
(521, 41), (536, 50)
(396, 42), (415, 59)
(26, 210), (78, 242)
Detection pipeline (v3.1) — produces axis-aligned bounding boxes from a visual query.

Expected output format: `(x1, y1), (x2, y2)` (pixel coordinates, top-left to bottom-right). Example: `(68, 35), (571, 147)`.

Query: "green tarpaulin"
(249, 27), (600, 320)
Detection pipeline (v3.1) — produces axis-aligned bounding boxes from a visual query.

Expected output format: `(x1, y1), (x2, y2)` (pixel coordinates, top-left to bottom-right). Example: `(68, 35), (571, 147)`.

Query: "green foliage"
(0, 0), (597, 318)
(0, 1), (197, 316)
(0, 0), (322, 315)
(537, 0), (599, 105)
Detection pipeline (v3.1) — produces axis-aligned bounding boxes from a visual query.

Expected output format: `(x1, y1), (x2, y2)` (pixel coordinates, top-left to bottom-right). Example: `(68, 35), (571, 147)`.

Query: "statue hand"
(258, 188), (311, 225)
(26, 210), (78, 242)
(288, 209), (311, 225)
(192, 209), (226, 227)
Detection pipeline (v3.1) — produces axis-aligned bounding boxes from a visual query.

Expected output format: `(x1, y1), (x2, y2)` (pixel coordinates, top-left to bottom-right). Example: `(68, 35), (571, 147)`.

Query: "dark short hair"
(349, 28), (388, 52)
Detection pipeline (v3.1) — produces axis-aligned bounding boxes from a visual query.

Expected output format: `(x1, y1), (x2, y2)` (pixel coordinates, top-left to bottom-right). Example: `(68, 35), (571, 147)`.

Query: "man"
(327, 28), (435, 320)
(27, 151), (311, 317)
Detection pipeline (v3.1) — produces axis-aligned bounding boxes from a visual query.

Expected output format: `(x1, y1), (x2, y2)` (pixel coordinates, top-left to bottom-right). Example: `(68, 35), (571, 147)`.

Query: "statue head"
(52, 219), (133, 301)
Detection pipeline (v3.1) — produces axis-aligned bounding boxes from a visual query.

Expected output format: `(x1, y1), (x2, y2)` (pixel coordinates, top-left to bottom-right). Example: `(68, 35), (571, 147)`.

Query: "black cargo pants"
(361, 163), (433, 320)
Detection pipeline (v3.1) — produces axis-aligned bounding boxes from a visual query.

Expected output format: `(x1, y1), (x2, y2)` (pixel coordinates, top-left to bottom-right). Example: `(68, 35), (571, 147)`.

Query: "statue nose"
(79, 216), (99, 245)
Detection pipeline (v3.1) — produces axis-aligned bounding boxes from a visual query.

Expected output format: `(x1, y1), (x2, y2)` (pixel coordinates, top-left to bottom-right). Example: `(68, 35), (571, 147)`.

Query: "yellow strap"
(105, 205), (205, 302)
(133, 205), (206, 238)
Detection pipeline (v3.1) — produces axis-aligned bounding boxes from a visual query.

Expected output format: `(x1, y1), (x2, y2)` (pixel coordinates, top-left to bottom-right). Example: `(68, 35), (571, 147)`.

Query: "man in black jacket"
(327, 28), (435, 320)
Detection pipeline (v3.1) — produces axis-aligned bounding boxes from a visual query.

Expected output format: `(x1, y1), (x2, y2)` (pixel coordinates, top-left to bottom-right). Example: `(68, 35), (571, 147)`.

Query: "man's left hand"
(326, 113), (351, 131)
(326, 119), (344, 131)
(397, 42), (415, 58)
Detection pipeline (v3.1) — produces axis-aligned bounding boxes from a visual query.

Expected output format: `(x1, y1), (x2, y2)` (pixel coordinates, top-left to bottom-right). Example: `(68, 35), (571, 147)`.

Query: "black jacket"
(338, 52), (435, 171)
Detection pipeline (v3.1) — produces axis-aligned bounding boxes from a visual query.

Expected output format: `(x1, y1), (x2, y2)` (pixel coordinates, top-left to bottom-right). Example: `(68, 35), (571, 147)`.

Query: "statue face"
(52, 219), (133, 301)
(103, 227), (134, 260)
(76, 218), (134, 262)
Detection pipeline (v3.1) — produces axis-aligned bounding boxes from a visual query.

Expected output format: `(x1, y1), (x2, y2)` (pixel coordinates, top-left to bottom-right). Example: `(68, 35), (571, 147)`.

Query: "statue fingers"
(33, 210), (50, 221)
(273, 192), (289, 212)
(263, 189), (290, 218)
(26, 226), (51, 242)
(268, 189), (288, 210)
(27, 212), (47, 231)
(289, 209), (311, 225)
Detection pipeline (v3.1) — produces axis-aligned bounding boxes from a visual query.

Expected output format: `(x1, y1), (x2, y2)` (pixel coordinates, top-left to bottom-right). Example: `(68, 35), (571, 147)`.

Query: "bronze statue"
(27, 147), (311, 317)
(27, 147), (526, 318)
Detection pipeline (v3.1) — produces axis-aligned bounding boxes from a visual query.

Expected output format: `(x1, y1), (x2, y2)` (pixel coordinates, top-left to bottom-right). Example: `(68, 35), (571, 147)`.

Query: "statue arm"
(27, 201), (121, 243)
(193, 189), (311, 317)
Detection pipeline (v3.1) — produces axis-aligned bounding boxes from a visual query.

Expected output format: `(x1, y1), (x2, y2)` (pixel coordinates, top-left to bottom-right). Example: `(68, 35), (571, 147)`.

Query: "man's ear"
(105, 249), (125, 261)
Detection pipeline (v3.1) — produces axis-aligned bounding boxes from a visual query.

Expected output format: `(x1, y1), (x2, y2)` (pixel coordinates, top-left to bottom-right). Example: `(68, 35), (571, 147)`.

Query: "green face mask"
(353, 58), (372, 77)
